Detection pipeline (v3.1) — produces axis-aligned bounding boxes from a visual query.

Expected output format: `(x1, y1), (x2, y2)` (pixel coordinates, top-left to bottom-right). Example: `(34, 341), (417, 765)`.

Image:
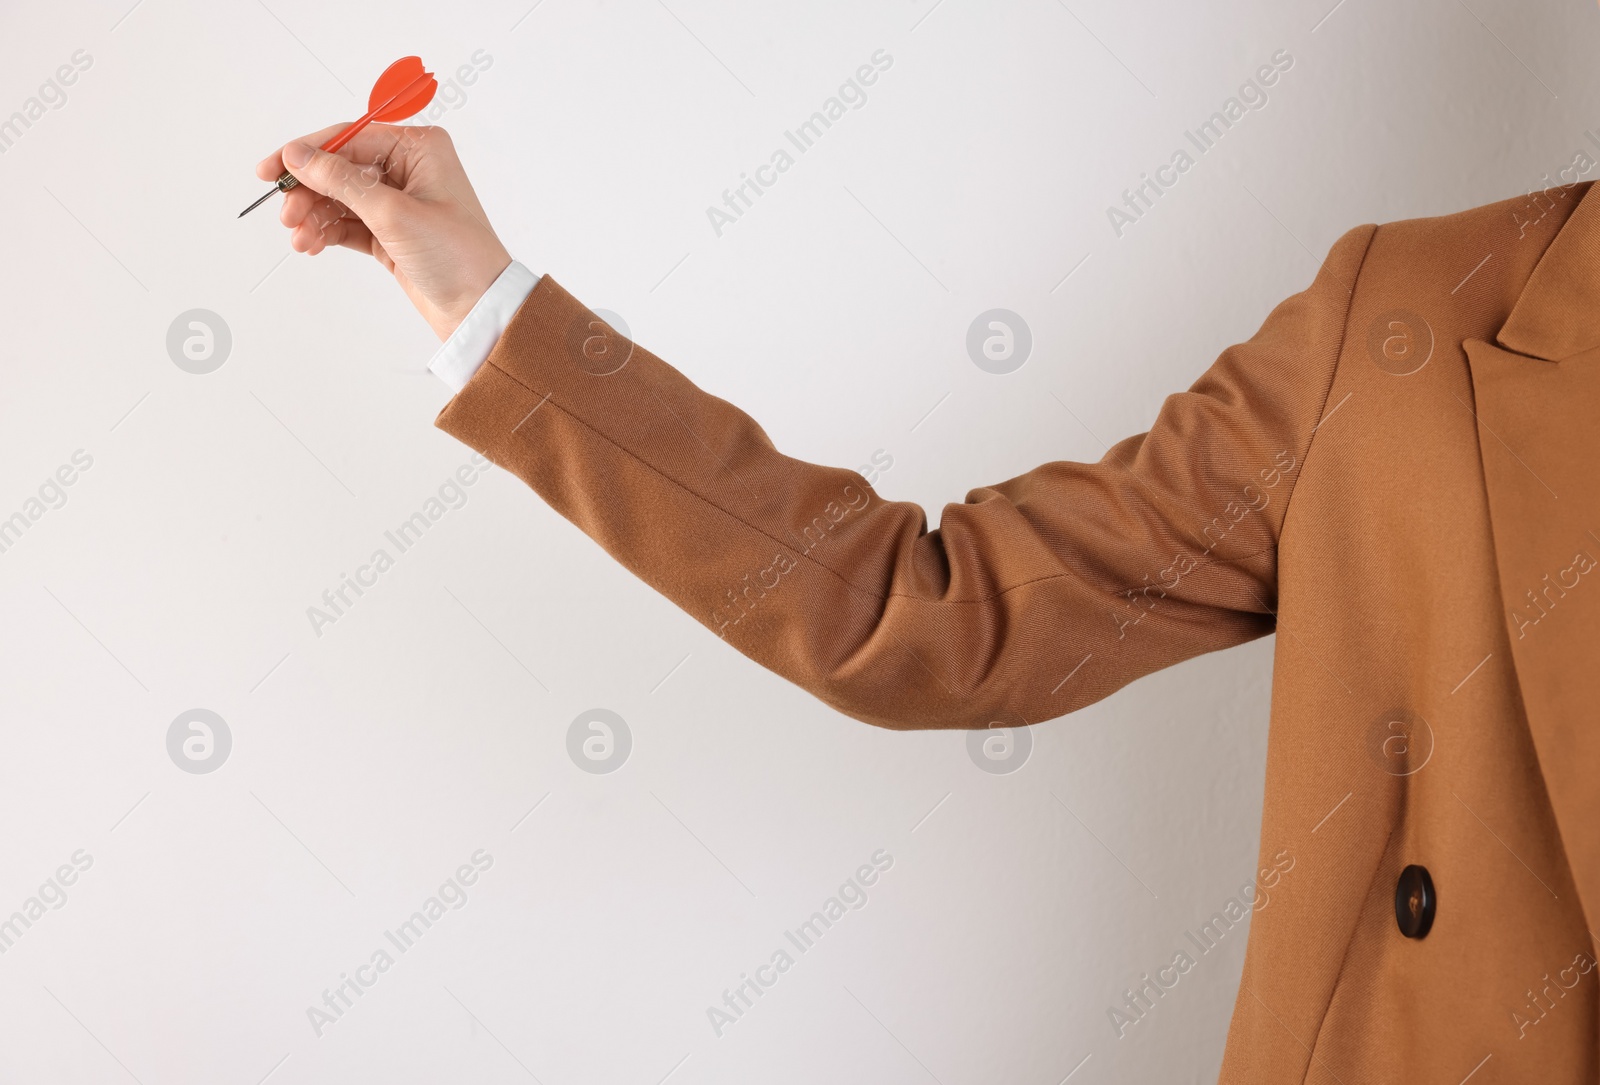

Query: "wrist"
(425, 260), (541, 393)
(434, 247), (514, 340)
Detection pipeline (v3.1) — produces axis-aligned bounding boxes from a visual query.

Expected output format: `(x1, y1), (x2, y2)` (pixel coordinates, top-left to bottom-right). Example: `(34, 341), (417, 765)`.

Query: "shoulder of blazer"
(1274, 185), (1581, 532)
(1351, 181), (1592, 344)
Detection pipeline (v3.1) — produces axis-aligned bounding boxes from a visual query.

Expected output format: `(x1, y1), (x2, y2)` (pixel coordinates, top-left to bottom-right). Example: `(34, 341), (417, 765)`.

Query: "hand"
(256, 123), (514, 341)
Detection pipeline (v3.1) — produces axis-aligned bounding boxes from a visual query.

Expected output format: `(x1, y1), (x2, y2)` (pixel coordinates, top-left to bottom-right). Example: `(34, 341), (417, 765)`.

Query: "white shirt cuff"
(427, 260), (541, 393)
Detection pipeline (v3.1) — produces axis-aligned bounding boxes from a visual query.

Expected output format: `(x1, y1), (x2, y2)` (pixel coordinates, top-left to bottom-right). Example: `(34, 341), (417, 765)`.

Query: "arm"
(432, 229), (1372, 731)
(254, 124), (1372, 731)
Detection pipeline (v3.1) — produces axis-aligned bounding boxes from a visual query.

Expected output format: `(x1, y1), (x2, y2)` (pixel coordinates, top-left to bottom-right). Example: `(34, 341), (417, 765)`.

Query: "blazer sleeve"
(433, 223), (1374, 731)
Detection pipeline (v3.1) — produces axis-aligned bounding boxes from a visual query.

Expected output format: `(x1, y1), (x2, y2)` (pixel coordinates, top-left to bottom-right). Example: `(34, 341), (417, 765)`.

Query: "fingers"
(279, 139), (404, 228)
(291, 209), (376, 257)
(276, 178), (371, 255)
(279, 184), (348, 233)
(256, 121), (450, 189)
(253, 122), (430, 262)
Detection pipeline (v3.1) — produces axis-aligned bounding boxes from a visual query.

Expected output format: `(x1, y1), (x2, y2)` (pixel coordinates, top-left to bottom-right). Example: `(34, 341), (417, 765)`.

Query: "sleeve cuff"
(427, 260), (541, 393)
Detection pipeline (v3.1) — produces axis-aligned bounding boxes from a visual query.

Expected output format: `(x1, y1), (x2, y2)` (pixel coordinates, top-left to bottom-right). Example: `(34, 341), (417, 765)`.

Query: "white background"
(0, 0), (1592, 1082)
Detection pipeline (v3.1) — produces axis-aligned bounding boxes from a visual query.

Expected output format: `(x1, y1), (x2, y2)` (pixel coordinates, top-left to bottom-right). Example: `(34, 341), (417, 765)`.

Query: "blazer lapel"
(1464, 182), (1600, 923)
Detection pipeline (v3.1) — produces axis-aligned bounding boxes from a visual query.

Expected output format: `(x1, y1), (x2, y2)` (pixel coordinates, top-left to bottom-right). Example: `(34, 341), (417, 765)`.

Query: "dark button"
(1394, 864), (1436, 939)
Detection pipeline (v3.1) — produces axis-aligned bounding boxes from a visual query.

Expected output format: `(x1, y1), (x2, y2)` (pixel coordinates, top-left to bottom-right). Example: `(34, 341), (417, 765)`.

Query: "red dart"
(238, 55), (438, 217)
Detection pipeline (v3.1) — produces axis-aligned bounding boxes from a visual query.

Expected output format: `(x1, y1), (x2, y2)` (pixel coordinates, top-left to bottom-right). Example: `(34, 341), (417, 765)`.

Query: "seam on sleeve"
(1277, 222), (1378, 542)
(475, 359), (1092, 609)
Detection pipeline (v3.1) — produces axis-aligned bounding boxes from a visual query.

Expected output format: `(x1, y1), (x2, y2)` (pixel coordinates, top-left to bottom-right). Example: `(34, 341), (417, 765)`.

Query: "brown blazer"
(435, 180), (1600, 1081)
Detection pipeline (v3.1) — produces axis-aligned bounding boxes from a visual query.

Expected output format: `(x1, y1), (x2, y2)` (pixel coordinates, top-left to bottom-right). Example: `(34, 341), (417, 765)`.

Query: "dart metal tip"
(238, 186), (279, 218)
(235, 185), (283, 217)
(239, 172), (299, 218)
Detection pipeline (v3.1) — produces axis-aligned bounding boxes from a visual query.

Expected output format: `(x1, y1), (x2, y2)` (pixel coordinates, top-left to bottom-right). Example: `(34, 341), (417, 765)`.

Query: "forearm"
(431, 276), (974, 729)
(432, 226), (1370, 731)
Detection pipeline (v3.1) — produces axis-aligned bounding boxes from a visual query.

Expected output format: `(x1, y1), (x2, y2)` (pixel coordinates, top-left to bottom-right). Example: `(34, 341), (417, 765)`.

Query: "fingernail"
(284, 141), (313, 169)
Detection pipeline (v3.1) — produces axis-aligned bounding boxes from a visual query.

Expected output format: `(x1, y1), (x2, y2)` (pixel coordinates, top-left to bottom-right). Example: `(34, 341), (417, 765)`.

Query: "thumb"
(283, 140), (400, 223)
